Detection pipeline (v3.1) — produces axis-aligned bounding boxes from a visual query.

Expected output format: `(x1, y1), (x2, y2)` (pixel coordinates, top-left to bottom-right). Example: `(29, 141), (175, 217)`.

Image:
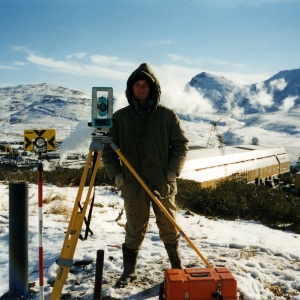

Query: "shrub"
(176, 178), (300, 233)
(2, 167), (112, 187)
(2, 168), (299, 233)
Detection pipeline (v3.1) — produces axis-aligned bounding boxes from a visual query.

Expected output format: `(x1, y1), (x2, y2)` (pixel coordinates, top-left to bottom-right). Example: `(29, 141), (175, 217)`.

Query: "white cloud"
(90, 55), (134, 68)
(241, 78), (288, 111)
(153, 63), (200, 86)
(60, 120), (94, 164)
(112, 63), (216, 116)
(9, 47), (274, 106)
(161, 84), (215, 116)
(167, 53), (247, 71)
(269, 78), (287, 91)
(67, 52), (87, 60)
(230, 105), (245, 119)
(167, 53), (202, 65)
(164, 56), (269, 86)
(113, 92), (128, 112)
(26, 53), (128, 80)
(248, 82), (274, 108)
(239, 78), (288, 111)
(14, 48), (141, 84)
(208, 59), (246, 68)
(13, 61), (26, 66)
(222, 71), (270, 85)
(10, 45), (29, 52)
(0, 65), (17, 70)
(280, 96), (298, 112)
(153, 63), (268, 89)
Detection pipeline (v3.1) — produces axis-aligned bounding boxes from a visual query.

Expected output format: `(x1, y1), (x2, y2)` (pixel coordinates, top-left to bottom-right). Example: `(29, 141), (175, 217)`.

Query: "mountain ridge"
(1, 69), (300, 162)
(187, 67), (300, 115)
(0, 83), (91, 142)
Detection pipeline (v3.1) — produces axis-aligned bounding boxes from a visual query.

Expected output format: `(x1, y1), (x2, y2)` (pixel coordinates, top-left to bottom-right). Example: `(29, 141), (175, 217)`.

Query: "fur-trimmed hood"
(125, 63), (161, 110)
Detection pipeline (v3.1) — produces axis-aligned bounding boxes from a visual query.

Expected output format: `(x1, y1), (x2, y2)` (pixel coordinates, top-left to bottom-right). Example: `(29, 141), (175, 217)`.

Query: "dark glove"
(115, 173), (124, 188)
(167, 171), (177, 182)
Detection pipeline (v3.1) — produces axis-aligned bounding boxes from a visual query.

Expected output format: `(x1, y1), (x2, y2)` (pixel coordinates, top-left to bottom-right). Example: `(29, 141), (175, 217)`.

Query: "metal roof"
(180, 145), (289, 182)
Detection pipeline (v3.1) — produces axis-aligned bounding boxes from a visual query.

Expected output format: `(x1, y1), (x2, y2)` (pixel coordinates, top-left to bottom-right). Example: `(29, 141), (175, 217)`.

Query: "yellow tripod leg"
(114, 148), (212, 269)
(50, 150), (102, 299)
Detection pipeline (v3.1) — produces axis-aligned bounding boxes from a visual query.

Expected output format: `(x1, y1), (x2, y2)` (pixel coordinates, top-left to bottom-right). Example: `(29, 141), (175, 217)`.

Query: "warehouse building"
(180, 145), (290, 188)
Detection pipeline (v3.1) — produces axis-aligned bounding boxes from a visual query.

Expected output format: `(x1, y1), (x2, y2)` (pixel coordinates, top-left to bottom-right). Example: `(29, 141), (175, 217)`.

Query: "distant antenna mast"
(206, 119), (225, 155)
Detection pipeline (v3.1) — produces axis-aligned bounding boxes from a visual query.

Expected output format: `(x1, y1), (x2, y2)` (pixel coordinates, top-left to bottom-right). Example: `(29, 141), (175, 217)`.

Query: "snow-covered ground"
(0, 178), (300, 299)
(1, 82), (300, 299)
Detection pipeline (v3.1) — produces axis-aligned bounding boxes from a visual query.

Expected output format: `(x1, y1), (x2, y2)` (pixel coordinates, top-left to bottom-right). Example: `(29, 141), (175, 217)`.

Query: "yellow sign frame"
(24, 129), (56, 151)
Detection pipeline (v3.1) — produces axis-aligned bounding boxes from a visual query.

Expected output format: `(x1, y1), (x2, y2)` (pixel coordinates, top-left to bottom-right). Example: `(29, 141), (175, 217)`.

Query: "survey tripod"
(50, 132), (212, 299)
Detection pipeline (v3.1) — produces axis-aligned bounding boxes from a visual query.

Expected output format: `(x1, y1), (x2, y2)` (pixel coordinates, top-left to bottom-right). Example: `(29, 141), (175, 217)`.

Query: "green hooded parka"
(102, 63), (189, 200)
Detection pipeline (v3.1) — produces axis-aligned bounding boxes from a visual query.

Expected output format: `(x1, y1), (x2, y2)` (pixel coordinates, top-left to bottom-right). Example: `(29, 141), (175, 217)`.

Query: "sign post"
(23, 129), (56, 300)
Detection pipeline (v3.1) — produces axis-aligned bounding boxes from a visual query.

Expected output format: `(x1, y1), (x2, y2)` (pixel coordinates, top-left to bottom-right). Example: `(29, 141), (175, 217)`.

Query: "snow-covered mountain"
(183, 68), (300, 163)
(187, 68), (300, 114)
(0, 83), (91, 142)
(1, 69), (300, 163)
(187, 72), (237, 113)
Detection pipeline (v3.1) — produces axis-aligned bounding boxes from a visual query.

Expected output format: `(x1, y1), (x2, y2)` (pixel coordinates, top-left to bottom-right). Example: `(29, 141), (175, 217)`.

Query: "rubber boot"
(165, 241), (183, 269)
(115, 244), (139, 287)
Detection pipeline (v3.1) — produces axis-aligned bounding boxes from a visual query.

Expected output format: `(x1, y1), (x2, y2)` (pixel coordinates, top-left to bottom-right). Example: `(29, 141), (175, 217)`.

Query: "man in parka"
(102, 63), (189, 287)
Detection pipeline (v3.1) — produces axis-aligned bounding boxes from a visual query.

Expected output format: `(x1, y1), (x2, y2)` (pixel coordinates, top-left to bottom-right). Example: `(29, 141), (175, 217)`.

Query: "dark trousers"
(124, 195), (180, 249)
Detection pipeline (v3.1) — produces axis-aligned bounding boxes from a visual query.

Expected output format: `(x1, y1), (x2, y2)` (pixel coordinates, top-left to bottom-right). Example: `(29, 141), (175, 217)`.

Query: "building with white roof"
(180, 145), (290, 188)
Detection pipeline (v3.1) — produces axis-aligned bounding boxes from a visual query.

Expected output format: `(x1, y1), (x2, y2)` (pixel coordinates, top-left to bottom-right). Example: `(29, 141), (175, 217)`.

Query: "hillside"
(0, 69), (300, 162)
(0, 83), (91, 143)
(183, 68), (300, 162)
(187, 68), (300, 115)
(1, 71), (300, 299)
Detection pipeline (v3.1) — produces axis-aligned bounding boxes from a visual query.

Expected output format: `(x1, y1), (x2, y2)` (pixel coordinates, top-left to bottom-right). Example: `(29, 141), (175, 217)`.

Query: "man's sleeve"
(101, 117), (122, 181)
(168, 112), (189, 176)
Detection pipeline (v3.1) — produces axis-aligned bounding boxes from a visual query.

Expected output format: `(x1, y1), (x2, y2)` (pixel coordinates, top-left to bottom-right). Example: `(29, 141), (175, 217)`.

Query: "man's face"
(133, 80), (150, 102)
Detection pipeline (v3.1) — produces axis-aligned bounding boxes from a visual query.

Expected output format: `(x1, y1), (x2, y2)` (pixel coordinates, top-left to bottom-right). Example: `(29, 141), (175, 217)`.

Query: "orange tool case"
(161, 267), (238, 300)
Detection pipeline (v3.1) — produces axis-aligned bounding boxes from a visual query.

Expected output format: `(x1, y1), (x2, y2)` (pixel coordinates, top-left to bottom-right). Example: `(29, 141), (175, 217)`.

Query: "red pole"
(38, 157), (44, 300)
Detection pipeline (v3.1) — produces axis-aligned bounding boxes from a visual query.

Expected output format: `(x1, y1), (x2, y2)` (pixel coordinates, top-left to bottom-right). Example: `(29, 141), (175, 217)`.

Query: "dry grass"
(43, 191), (71, 221)
(43, 191), (67, 204)
(265, 283), (299, 299)
(239, 246), (259, 260)
(46, 202), (71, 222)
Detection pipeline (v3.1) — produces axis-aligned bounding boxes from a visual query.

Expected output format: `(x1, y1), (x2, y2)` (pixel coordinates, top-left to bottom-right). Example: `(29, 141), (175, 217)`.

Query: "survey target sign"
(24, 129), (56, 152)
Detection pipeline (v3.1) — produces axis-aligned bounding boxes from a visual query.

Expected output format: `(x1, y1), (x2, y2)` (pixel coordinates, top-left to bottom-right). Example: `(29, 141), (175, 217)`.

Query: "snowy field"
(1, 108), (300, 299)
(0, 178), (300, 299)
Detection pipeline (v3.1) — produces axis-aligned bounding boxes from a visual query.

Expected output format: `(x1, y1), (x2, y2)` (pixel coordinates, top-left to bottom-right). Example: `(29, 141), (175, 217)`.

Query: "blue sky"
(0, 0), (299, 97)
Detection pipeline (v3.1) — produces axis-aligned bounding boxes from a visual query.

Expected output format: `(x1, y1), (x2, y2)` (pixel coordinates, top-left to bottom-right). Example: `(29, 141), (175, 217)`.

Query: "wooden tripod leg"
(113, 148), (212, 269)
(50, 150), (102, 299)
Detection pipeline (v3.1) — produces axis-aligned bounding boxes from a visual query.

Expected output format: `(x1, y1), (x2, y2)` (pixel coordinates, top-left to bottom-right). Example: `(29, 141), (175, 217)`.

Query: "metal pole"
(38, 155), (44, 300)
(94, 250), (104, 300)
(9, 181), (29, 298)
